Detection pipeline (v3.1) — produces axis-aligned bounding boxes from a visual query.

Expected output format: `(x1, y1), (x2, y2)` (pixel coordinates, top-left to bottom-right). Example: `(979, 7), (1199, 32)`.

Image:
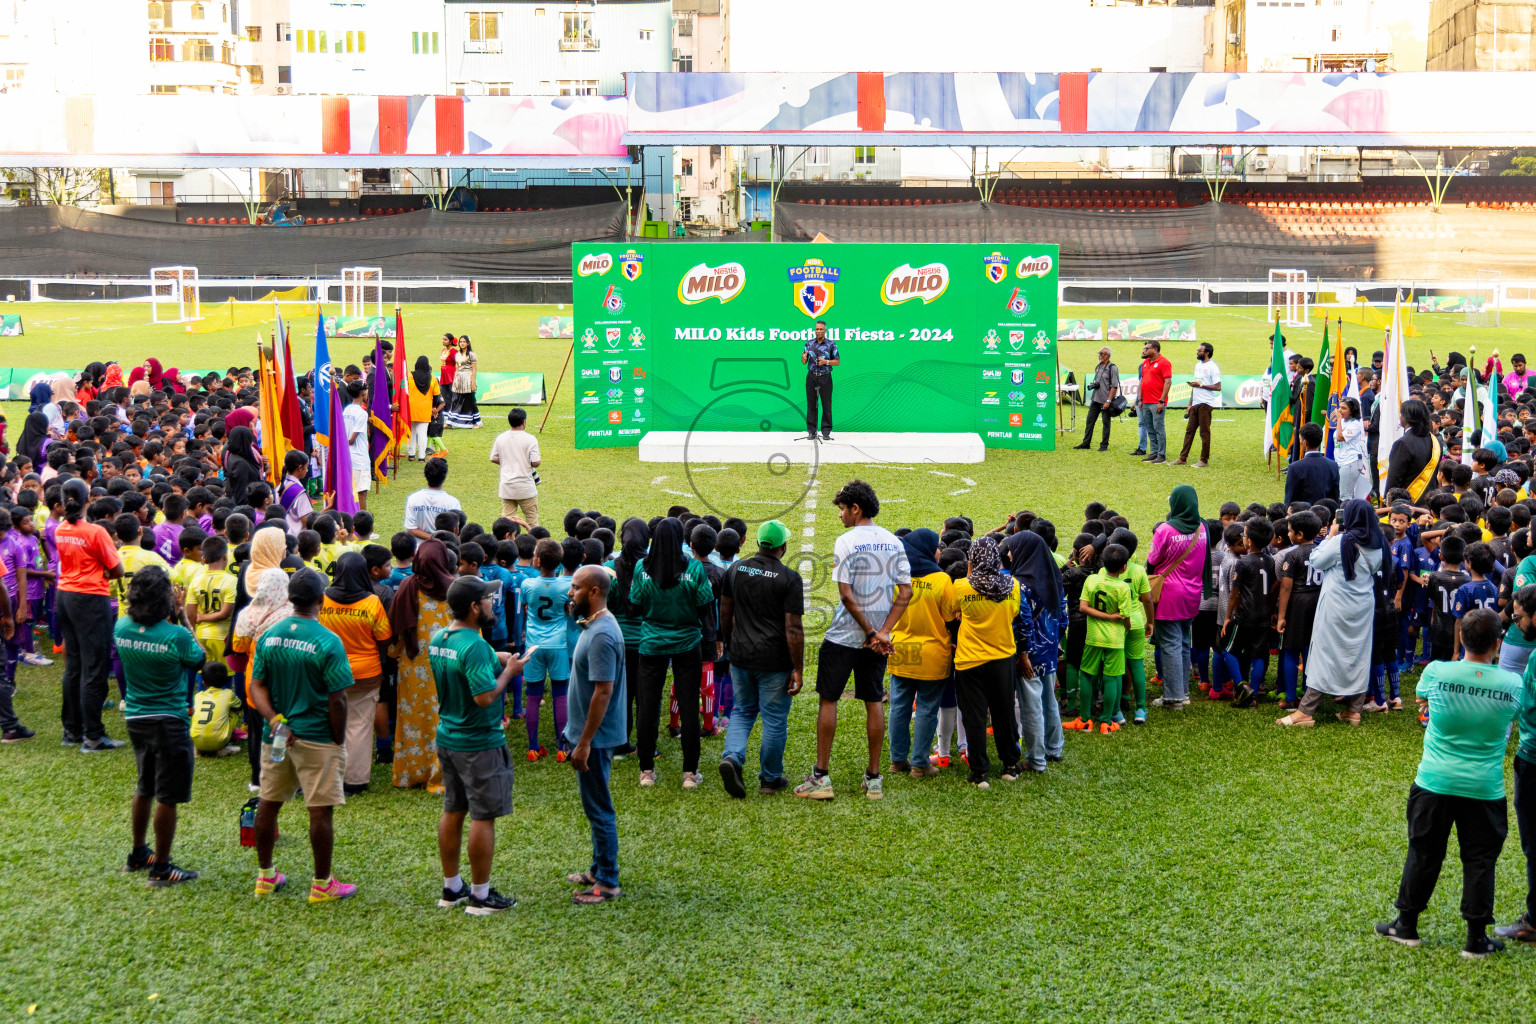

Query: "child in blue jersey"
(492, 539), (524, 719)
(1411, 533), (1442, 666)
(1388, 506), (1419, 667)
(519, 538), (573, 761)
(1453, 541), (1501, 658)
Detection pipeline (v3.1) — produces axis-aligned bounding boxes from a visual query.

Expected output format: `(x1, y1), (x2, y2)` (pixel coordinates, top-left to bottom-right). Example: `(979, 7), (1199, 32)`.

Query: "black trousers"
(1395, 783), (1508, 926)
(805, 373), (833, 435)
(1081, 402), (1112, 447)
(622, 644), (640, 750)
(57, 590), (112, 742)
(955, 656), (1021, 781)
(1514, 755), (1536, 921)
(637, 648), (703, 773)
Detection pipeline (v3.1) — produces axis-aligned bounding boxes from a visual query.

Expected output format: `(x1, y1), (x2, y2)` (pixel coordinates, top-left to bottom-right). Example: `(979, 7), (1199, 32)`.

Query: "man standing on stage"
(1172, 342), (1220, 468)
(802, 320), (839, 441)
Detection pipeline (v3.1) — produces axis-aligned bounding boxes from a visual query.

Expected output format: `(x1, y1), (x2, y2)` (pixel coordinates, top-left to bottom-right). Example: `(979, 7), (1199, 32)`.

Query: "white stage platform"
(636, 431), (986, 464)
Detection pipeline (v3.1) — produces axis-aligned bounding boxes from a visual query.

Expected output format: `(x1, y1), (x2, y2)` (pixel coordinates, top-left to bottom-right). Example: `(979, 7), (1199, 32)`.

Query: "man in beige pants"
(489, 407), (541, 527)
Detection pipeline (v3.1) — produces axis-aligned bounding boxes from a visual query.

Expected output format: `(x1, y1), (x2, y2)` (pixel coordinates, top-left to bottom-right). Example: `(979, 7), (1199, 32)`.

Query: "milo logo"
(577, 253), (613, 277)
(1015, 255), (1054, 279)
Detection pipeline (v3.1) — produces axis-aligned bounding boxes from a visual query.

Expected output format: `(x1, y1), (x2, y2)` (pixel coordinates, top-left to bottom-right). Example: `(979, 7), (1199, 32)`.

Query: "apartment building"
(147, 0), (241, 94)
(1428, 0), (1536, 69)
(671, 0), (734, 226)
(287, 0), (447, 94)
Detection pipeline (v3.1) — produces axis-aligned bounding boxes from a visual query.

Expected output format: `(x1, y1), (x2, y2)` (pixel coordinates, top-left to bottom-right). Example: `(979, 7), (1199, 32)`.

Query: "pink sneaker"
(308, 876), (358, 903)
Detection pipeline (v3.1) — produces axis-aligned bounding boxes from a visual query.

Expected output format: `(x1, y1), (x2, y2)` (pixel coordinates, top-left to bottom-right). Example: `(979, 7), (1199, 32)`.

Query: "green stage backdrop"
(571, 243), (1060, 450)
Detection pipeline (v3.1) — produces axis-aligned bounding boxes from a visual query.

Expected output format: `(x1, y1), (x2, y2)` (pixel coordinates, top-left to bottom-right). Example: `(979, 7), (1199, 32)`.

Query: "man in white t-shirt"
(1172, 341), (1221, 468)
(793, 479), (911, 803)
(403, 458), (462, 540)
(488, 407), (541, 526)
(342, 381), (371, 508)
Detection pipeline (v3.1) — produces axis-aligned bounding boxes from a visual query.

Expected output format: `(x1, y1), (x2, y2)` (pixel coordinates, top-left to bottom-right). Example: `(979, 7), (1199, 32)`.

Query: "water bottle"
(269, 717), (290, 763)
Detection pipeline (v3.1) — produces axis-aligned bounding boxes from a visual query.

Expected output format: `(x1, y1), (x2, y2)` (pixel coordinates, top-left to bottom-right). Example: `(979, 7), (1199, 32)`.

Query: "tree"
(1501, 151), (1536, 176)
(0, 167), (115, 205)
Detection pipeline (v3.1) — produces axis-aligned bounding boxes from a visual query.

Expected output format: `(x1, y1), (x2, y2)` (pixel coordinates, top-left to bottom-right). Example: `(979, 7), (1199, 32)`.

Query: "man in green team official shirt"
(248, 569), (357, 904)
(1376, 608), (1522, 958)
(115, 565), (206, 887)
(1495, 586), (1536, 944)
(430, 576), (530, 916)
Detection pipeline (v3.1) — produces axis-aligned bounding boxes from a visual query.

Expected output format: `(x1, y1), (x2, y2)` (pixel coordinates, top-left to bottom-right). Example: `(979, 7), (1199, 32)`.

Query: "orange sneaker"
(986, 725), (994, 736)
(1098, 722), (1112, 735)
(1107, 721), (1121, 733)
(1062, 717), (1091, 731)
(932, 755), (951, 768)
(52, 644), (64, 655)
(527, 746), (547, 763)
(555, 749), (568, 763)
(1198, 681), (1211, 693)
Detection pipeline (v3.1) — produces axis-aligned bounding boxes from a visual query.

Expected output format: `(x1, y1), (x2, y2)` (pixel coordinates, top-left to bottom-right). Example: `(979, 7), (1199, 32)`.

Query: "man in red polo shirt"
(1135, 340), (1174, 464)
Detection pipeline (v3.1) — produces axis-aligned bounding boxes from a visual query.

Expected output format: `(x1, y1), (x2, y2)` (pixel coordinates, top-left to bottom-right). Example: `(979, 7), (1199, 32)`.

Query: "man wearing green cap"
(717, 520), (804, 797)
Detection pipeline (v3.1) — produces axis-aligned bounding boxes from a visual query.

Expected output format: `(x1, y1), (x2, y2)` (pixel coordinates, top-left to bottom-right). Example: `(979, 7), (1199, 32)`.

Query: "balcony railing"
(464, 39), (503, 53)
(559, 35), (600, 51)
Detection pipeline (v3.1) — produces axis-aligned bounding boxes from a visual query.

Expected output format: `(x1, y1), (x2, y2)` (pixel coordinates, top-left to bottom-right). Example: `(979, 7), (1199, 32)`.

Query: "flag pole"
(538, 341), (574, 434)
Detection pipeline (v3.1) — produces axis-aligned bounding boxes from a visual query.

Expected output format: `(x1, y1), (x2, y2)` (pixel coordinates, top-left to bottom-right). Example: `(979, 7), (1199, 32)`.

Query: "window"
(676, 11), (694, 36)
(276, 21), (291, 40)
(807, 147), (829, 165)
(346, 30), (354, 52)
(639, 28), (652, 41)
(557, 79), (599, 96)
(149, 36), (175, 61)
(562, 11), (597, 50)
(245, 25), (261, 41)
(535, 6), (545, 13)
(466, 11), (500, 50)
(854, 146), (875, 165)
(147, 181), (175, 205)
(318, 30), (327, 52)
(679, 196), (693, 221)
(709, 145), (721, 164)
(485, 83), (511, 96)
(1, 66), (25, 91)
(413, 31), (419, 54)
(150, 84), (178, 93)
(431, 32), (438, 53)
(1331, 25), (1341, 41)
(148, 1), (171, 27)
(357, 31), (365, 52)
(680, 157), (694, 176)
(246, 64), (264, 84)
(222, 41), (234, 63)
(277, 64), (291, 84)
(191, 2), (206, 20)
(676, 54), (692, 72)
(184, 38), (214, 61)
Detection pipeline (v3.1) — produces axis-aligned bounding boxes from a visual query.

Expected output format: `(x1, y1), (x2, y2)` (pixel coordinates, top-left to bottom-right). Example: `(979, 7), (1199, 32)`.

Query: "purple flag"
(367, 336), (394, 483)
(328, 376), (358, 516)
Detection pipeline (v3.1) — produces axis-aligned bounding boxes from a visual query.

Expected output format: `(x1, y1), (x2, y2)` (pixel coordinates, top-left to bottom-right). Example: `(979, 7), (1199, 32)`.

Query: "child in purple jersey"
(12, 515), (51, 666)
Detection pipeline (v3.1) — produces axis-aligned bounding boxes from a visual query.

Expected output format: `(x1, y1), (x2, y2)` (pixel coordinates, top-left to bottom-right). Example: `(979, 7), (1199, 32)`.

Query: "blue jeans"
(721, 667), (793, 784)
(1154, 619), (1193, 703)
(888, 675), (945, 769)
(576, 746), (618, 889)
(1138, 403), (1166, 457)
(1016, 669), (1062, 770)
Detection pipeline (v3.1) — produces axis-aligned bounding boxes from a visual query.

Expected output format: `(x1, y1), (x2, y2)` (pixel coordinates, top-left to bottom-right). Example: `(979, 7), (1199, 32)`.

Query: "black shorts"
(127, 717), (195, 805)
(1222, 622), (1270, 662)
(1282, 596), (1318, 653)
(815, 641), (886, 703)
(1064, 619), (1087, 667)
(1191, 608), (1219, 649)
(439, 745), (515, 821)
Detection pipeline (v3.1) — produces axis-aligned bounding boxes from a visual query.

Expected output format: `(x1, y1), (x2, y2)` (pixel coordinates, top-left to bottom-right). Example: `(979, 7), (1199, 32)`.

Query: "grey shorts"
(440, 745), (515, 821)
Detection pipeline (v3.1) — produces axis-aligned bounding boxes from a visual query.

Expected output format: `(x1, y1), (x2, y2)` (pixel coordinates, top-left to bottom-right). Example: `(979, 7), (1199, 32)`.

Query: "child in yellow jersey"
(886, 528), (958, 778)
(186, 536), (236, 666)
(109, 514), (170, 619)
(190, 662), (242, 755)
(1069, 542), (1137, 736)
(1107, 527), (1155, 725)
(312, 514), (343, 578)
(950, 536), (1027, 787)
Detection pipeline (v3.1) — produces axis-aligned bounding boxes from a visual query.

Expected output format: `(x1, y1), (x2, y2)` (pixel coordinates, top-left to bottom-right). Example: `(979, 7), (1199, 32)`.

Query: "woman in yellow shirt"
(318, 552), (393, 795)
(887, 529), (957, 779)
(951, 536), (1028, 788)
(404, 356), (443, 461)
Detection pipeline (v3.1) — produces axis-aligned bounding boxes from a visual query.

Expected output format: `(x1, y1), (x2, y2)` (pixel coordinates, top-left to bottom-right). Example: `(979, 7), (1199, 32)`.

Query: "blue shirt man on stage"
(802, 320), (840, 441)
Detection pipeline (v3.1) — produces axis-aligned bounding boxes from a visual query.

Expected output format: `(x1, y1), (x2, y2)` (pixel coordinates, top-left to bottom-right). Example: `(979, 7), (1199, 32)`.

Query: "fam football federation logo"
(678, 261), (746, 305)
(881, 262), (949, 305)
(600, 285), (624, 314)
(1005, 287), (1029, 318)
(983, 251), (1010, 283)
(787, 257), (839, 318)
(618, 249), (644, 281)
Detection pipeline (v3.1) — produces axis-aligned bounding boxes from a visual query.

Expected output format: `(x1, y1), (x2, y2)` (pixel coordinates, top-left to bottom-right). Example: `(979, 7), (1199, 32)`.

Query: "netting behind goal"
(1464, 270), (1502, 327)
(340, 267), (382, 318)
(150, 266), (201, 324)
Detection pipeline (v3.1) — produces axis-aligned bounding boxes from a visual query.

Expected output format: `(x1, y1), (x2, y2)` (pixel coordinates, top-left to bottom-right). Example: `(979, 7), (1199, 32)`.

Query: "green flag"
(1266, 319), (1294, 457)
(1310, 320), (1332, 427)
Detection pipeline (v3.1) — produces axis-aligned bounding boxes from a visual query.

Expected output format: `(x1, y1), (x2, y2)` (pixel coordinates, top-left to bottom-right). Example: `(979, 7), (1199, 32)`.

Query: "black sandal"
(572, 885), (622, 905)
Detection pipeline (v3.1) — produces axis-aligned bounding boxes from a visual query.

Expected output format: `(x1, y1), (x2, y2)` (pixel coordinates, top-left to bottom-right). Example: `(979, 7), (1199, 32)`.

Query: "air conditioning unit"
(275, 85), (289, 94)
(672, 48), (681, 60)
(786, 170), (802, 180)
(840, 171), (851, 180)
(1252, 156), (1269, 170)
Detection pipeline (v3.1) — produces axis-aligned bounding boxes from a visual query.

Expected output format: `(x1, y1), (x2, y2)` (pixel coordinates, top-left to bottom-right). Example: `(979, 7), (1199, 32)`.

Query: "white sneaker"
(247, 782), (261, 794)
(21, 653), (52, 667)
(638, 770), (656, 787)
(681, 771), (702, 789)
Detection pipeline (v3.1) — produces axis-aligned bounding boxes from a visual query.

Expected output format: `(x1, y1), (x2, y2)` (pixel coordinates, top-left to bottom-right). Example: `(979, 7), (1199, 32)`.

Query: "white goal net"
(340, 266), (383, 318)
(1464, 270), (1501, 328)
(1267, 268), (1310, 328)
(150, 266), (201, 324)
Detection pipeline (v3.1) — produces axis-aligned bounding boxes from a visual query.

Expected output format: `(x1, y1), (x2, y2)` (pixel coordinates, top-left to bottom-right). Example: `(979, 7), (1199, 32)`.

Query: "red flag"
(392, 305), (410, 446)
(277, 317), (305, 454)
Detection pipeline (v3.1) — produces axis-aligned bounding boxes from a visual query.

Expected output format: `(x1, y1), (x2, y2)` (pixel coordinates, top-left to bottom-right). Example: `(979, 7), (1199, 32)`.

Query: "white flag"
(1374, 292), (1409, 489)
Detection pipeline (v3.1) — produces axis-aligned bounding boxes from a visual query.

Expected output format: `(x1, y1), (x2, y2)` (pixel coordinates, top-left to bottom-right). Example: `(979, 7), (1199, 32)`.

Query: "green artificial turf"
(2, 303), (1536, 1022)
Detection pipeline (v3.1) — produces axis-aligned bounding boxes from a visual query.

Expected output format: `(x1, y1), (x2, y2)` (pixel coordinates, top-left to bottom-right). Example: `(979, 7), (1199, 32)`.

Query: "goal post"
(340, 266), (383, 318)
(1464, 270), (1502, 328)
(150, 266), (201, 324)
(1267, 268), (1310, 328)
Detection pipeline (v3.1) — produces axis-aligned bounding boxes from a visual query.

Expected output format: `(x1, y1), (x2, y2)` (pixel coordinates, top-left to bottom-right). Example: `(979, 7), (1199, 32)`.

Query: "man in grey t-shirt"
(1074, 346), (1119, 452)
(565, 566), (626, 904)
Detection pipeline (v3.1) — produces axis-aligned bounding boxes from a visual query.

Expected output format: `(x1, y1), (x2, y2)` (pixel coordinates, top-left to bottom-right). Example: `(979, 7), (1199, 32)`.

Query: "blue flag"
(313, 312), (332, 445)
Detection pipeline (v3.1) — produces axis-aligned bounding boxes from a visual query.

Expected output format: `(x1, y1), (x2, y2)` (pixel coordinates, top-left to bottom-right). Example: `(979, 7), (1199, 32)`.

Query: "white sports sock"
(444, 874), (463, 891)
(935, 706), (955, 757)
(471, 881), (490, 900)
(957, 716), (969, 750)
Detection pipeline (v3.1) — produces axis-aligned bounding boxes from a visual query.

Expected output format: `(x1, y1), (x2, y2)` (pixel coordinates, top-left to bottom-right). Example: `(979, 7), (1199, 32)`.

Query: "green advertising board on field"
(475, 371), (544, 405)
(570, 243), (1060, 450)
(324, 315), (396, 338)
(0, 314), (21, 337)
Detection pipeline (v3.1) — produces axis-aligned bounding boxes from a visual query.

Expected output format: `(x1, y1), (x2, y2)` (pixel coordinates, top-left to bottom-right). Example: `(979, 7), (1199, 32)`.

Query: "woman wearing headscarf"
(27, 380), (53, 414)
(387, 539), (456, 791)
(320, 552), (393, 794)
(1145, 485), (1209, 711)
(48, 373), (76, 405)
(144, 357), (165, 392)
(951, 535), (1026, 787)
(1001, 527), (1067, 770)
(629, 517), (715, 789)
(102, 363), (123, 390)
(1384, 398), (1442, 504)
(15, 413), (49, 468)
(443, 335), (481, 429)
(127, 366), (145, 389)
(162, 368), (184, 395)
(887, 528), (958, 778)
(223, 425), (262, 505)
(231, 567), (295, 789)
(605, 517), (649, 753)
(404, 355), (442, 460)
(129, 379), (150, 400)
(1279, 498), (1386, 726)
